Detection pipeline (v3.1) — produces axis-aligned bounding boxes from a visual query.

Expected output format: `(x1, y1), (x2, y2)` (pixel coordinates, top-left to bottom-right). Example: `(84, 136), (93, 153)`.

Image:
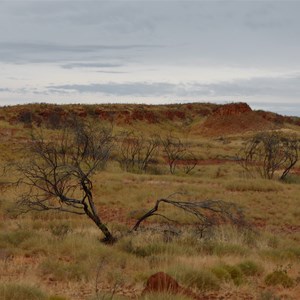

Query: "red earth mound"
(197, 102), (279, 136)
(142, 272), (202, 299)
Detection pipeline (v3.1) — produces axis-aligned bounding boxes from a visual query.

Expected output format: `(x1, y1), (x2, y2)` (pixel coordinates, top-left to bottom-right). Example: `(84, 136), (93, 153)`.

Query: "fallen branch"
(132, 197), (245, 231)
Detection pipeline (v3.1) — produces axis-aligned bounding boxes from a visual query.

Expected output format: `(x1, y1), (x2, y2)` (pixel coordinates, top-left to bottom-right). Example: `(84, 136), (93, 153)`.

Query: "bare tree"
(182, 151), (198, 175)
(238, 131), (299, 180)
(117, 131), (143, 172)
(15, 122), (116, 243)
(117, 131), (159, 173)
(161, 134), (187, 174)
(132, 195), (245, 232)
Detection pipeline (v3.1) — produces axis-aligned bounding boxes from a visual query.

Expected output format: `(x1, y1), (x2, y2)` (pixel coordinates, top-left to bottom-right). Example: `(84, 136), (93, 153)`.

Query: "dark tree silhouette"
(15, 122), (115, 243)
(133, 194), (245, 233)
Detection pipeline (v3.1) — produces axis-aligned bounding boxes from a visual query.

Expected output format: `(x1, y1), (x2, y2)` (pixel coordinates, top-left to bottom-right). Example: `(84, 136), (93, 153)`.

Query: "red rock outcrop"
(212, 102), (252, 116)
(142, 272), (202, 299)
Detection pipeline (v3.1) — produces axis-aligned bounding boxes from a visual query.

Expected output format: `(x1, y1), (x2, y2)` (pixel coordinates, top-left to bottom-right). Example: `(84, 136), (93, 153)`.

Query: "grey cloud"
(1, 2), (300, 68)
(49, 82), (177, 97)
(47, 74), (300, 99)
(0, 42), (163, 64)
(61, 62), (123, 69)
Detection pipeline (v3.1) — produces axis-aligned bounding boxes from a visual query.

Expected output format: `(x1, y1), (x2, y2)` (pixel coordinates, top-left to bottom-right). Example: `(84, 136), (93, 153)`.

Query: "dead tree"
(182, 151), (198, 174)
(117, 131), (159, 173)
(238, 131), (299, 180)
(161, 134), (187, 174)
(132, 195), (245, 233)
(15, 123), (115, 243)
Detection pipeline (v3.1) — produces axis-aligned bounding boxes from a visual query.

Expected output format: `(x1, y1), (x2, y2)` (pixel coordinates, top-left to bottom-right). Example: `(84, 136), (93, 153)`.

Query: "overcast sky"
(0, 0), (300, 116)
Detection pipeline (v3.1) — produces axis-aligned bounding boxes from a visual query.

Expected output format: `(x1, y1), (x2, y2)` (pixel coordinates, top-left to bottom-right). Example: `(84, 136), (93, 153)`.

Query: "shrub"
(222, 264), (244, 286)
(211, 266), (231, 282)
(174, 267), (220, 291)
(0, 283), (47, 300)
(119, 236), (167, 257)
(238, 260), (263, 276)
(0, 230), (32, 247)
(49, 222), (72, 239)
(264, 270), (294, 288)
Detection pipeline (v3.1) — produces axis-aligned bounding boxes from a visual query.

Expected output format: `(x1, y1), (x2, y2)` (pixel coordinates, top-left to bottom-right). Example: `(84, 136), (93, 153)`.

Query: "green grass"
(0, 283), (47, 300)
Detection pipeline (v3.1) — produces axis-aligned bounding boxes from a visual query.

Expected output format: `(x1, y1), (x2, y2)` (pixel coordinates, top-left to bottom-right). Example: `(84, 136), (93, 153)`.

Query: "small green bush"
(211, 266), (231, 282)
(222, 265), (244, 285)
(49, 222), (72, 239)
(0, 230), (32, 247)
(0, 283), (47, 300)
(177, 268), (220, 291)
(238, 260), (263, 276)
(119, 238), (167, 257)
(264, 270), (294, 288)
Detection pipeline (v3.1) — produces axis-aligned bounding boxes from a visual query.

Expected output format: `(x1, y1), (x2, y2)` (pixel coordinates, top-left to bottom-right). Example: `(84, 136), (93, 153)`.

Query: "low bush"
(221, 264), (244, 286)
(171, 266), (220, 292)
(264, 269), (294, 288)
(238, 260), (263, 276)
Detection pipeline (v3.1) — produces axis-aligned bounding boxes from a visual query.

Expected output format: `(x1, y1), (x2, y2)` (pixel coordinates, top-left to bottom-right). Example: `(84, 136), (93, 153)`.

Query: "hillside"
(1, 102), (300, 138)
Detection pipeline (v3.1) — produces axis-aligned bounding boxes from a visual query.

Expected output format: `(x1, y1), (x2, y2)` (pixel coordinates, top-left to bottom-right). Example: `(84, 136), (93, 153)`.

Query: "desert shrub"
(49, 222), (72, 239)
(238, 260), (263, 276)
(264, 269), (294, 288)
(17, 110), (32, 124)
(211, 266), (231, 282)
(221, 264), (244, 285)
(0, 230), (32, 248)
(120, 237), (167, 257)
(0, 283), (47, 300)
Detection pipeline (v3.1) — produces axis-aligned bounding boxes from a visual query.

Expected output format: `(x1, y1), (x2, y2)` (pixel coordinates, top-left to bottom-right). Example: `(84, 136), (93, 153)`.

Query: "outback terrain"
(0, 102), (300, 300)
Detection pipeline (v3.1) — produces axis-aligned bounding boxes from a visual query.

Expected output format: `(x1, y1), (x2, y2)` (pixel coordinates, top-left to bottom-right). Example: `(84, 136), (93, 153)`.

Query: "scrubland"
(0, 103), (300, 300)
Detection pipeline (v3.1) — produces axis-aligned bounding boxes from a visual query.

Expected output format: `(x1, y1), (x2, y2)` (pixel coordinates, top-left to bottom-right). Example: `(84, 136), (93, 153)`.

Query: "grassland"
(0, 103), (300, 300)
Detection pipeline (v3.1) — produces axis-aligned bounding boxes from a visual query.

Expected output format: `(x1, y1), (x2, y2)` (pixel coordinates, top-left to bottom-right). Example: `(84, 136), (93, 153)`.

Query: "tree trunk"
(83, 202), (116, 244)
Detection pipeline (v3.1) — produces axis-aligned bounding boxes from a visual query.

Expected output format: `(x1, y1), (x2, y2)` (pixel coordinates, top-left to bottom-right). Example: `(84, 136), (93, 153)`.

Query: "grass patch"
(0, 283), (47, 300)
(225, 179), (282, 192)
(39, 259), (90, 282)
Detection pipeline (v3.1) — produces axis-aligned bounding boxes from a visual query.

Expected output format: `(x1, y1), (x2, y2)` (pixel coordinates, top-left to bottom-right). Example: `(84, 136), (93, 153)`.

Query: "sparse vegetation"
(0, 103), (300, 299)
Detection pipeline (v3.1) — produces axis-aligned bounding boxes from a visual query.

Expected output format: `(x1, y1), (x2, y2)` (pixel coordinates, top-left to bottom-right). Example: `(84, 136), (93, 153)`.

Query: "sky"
(0, 0), (300, 116)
